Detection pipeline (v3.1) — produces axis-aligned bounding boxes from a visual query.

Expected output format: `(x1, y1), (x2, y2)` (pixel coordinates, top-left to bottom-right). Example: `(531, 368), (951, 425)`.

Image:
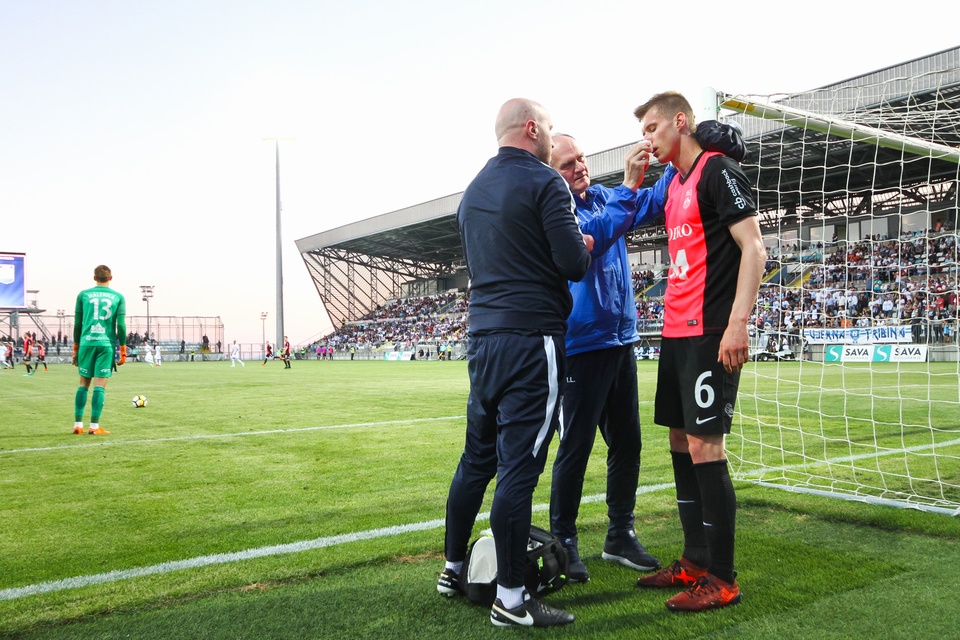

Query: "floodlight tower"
(261, 138), (291, 349)
(261, 311), (268, 355)
(140, 286), (154, 341)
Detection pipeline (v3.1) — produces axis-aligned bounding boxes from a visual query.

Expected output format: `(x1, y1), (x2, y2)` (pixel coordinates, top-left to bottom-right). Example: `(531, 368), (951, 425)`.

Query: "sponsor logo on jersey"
(668, 223), (694, 240)
(720, 168), (747, 209)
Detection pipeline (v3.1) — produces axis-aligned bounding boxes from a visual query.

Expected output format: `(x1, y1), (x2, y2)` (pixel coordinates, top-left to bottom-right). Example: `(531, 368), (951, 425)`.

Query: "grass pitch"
(1, 359), (958, 639)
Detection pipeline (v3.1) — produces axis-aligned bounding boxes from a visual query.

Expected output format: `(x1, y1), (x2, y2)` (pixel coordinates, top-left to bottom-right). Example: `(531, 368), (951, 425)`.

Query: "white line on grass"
(0, 483), (675, 602)
(8, 435), (955, 601)
(0, 416), (468, 456)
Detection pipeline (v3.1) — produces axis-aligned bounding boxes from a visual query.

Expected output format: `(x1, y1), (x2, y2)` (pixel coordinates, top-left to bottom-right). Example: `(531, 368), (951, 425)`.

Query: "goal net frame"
(710, 60), (960, 516)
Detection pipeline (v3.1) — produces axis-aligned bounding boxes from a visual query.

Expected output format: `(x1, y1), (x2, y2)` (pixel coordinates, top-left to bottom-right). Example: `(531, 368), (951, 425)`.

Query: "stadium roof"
(297, 47), (960, 330)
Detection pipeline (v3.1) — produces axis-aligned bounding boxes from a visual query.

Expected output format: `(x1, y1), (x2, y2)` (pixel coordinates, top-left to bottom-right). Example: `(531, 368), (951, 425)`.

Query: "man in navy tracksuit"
(438, 98), (592, 628)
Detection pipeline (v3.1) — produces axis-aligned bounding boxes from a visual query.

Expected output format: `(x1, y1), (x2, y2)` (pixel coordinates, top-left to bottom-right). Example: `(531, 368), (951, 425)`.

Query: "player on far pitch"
(72, 265), (128, 435)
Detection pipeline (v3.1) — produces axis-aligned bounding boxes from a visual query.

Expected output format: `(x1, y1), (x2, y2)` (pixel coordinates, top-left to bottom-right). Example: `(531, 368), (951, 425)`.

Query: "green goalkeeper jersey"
(74, 285), (127, 348)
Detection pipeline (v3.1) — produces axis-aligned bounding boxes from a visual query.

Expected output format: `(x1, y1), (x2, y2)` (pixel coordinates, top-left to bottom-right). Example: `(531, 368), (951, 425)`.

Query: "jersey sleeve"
(577, 185), (637, 259)
(73, 293), (84, 344)
(540, 174), (592, 282)
(633, 164), (678, 231)
(116, 294), (127, 346)
(701, 155), (757, 226)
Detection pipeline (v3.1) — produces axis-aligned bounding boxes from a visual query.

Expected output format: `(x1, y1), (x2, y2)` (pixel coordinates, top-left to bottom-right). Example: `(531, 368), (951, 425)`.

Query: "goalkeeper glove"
(119, 345), (127, 366)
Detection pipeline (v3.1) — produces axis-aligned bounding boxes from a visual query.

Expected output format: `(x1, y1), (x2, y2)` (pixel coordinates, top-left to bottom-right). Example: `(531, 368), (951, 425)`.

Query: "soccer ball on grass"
(132, 394), (148, 408)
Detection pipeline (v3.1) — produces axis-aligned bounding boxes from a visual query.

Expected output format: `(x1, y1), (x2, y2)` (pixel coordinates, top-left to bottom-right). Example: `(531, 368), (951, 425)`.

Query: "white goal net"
(717, 49), (960, 515)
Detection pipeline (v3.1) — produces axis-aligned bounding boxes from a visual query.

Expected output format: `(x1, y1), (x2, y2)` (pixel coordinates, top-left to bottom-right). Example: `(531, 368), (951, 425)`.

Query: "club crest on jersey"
(683, 188), (693, 209)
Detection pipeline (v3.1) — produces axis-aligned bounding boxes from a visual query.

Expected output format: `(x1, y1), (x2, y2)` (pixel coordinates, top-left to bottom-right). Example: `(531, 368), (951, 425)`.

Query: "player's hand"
(582, 233), (595, 252)
(119, 345), (127, 366)
(718, 324), (749, 373)
(622, 142), (652, 190)
(72, 343), (79, 367)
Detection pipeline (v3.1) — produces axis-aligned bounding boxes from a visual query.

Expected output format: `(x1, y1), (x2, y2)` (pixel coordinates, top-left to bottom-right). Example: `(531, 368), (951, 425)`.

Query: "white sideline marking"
(0, 483), (674, 602)
(0, 416), (468, 456)
(736, 436), (960, 477)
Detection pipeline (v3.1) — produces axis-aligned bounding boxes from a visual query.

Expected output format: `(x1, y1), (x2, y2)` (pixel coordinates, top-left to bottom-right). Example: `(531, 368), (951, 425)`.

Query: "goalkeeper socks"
(91, 386), (105, 424)
(671, 451), (709, 569)
(74, 386), (89, 422)
(694, 459), (737, 584)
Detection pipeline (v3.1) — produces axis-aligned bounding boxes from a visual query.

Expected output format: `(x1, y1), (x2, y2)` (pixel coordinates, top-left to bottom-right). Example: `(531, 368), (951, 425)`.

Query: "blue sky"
(2, 1), (956, 344)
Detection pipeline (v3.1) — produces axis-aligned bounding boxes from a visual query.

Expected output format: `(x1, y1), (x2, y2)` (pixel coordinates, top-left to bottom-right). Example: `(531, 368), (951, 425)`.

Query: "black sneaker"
(437, 568), (462, 597)
(490, 593), (575, 627)
(561, 536), (590, 583)
(601, 530), (661, 571)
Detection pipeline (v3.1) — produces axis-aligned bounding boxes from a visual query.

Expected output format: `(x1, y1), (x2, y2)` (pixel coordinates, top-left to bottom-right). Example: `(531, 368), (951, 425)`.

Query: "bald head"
(494, 98), (554, 163)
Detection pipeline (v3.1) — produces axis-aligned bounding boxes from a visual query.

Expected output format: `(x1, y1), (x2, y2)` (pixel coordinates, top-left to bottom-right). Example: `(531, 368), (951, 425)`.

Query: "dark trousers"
(550, 344), (641, 540)
(444, 333), (564, 588)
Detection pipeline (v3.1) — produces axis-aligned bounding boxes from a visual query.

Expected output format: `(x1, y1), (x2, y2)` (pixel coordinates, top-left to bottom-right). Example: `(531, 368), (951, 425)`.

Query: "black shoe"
(490, 593), (574, 627)
(601, 530), (661, 571)
(437, 568), (462, 597)
(561, 536), (590, 583)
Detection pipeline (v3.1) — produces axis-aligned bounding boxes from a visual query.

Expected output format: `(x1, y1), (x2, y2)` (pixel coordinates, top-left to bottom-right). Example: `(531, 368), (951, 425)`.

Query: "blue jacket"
(566, 166), (677, 356)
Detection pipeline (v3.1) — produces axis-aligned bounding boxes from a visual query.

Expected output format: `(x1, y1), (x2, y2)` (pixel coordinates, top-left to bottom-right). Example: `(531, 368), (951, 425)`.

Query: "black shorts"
(654, 335), (741, 435)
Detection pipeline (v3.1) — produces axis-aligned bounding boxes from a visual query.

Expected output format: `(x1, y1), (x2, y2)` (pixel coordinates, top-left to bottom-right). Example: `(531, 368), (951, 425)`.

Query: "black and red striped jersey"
(662, 151), (757, 337)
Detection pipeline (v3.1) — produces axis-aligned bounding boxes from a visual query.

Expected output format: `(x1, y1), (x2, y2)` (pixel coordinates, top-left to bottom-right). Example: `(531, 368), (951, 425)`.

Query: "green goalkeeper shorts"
(77, 345), (115, 379)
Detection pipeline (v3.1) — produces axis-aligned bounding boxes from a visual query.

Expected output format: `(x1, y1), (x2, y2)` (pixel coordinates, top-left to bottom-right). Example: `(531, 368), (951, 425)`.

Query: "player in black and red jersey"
(632, 92), (765, 612)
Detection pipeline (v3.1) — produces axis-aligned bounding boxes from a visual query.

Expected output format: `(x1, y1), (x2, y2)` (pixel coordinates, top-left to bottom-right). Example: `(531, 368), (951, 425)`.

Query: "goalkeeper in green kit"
(72, 265), (127, 435)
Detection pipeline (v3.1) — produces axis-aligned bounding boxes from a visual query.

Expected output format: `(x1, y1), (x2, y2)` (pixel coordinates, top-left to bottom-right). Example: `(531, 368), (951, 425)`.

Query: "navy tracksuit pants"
(444, 332), (565, 589)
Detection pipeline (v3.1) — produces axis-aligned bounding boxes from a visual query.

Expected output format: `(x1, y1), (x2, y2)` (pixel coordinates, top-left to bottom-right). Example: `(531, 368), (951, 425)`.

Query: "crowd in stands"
(6, 231), (958, 361)
(325, 292), (468, 351)
(632, 269), (657, 295)
(322, 227), (960, 350)
(757, 230), (958, 338)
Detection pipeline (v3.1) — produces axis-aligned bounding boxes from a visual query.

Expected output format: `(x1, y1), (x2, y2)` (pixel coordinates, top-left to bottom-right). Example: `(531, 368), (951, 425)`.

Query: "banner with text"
(803, 325), (912, 345)
(823, 344), (928, 362)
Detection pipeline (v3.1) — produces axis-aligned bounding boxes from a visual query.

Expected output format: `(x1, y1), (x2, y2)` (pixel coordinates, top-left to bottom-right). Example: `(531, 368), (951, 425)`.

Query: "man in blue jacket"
(438, 98), (592, 628)
(548, 134), (673, 583)
(548, 123), (744, 584)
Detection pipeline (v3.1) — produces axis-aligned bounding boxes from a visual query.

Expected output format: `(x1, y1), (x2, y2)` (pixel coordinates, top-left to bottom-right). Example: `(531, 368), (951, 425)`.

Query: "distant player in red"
(282, 336), (292, 369)
(36, 339), (48, 371)
(262, 341), (272, 366)
(633, 92), (764, 612)
(22, 332), (35, 376)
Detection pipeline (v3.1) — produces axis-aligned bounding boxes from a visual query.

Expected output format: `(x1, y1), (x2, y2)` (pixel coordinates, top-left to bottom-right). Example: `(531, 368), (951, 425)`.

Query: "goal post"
(707, 60), (960, 516)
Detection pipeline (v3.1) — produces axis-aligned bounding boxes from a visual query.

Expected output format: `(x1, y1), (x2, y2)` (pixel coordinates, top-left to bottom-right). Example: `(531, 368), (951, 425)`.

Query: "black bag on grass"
(461, 525), (569, 606)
